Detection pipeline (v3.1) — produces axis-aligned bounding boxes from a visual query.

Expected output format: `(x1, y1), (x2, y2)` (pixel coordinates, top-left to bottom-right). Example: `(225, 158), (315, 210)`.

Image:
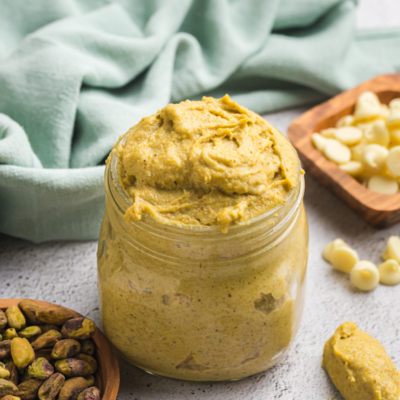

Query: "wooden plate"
(287, 73), (400, 229)
(0, 299), (120, 400)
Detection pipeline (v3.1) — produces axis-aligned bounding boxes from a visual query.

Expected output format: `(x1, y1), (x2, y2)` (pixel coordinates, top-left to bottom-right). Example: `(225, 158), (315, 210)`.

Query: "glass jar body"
(97, 165), (308, 382)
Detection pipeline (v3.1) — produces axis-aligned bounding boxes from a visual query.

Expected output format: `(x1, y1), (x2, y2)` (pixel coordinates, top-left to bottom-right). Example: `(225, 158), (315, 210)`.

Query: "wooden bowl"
(287, 73), (400, 229)
(0, 299), (120, 400)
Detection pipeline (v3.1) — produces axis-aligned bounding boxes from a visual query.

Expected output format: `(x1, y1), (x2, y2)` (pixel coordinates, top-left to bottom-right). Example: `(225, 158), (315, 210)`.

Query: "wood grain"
(287, 73), (400, 228)
(0, 299), (120, 400)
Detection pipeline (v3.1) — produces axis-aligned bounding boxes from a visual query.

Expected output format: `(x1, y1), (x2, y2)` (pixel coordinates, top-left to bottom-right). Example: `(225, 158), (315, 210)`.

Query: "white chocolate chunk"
(323, 139), (351, 165)
(350, 261), (380, 291)
(322, 239), (349, 263)
(334, 127), (362, 146)
(379, 259), (400, 285)
(339, 161), (363, 176)
(386, 146), (400, 177)
(368, 174), (399, 194)
(321, 128), (337, 138)
(354, 91), (382, 122)
(361, 144), (388, 173)
(382, 236), (400, 263)
(364, 120), (390, 147)
(336, 115), (354, 128)
(311, 133), (327, 152)
(331, 246), (359, 273)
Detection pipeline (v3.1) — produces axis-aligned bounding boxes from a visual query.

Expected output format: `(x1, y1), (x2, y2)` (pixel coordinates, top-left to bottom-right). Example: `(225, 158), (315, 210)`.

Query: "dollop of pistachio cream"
(116, 95), (298, 232)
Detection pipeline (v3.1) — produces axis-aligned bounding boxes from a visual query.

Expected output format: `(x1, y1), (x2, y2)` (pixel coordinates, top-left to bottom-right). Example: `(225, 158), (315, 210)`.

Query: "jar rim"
(106, 133), (303, 240)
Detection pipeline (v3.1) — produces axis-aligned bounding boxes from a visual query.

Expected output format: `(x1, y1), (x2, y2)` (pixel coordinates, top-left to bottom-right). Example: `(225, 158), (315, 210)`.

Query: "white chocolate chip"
(334, 127), (362, 146)
(336, 115), (354, 128)
(390, 129), (400, 144)
(389, 98), (400, 111)
(354, 91), (382, 122)
(311, 133), (327, 152)
(331, 246), (359, 273)
(361, 144), (388, 173)
(321, 128), (337, 138)
(368, 174), (399, 194)
(364, 120), (390, 147)
(315, 93), (400, 194)
(351, 142), (366, 162)
(379, 259), (400, 285)
(339, 161), (363, 176)
(323, 139), (351, 165)
(386, 146), (400, 177)
(322, 239), (349, 263)
(350, 261), (380, 291)
(382, 236), (400, 263)
(386, 108), (400, 128)
(356, 122), (375, 132)
(380, 104), (390, 119)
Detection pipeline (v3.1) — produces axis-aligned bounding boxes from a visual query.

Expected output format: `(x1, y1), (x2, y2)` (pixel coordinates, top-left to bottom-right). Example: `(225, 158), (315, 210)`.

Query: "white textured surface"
(1, 2), (400, 399)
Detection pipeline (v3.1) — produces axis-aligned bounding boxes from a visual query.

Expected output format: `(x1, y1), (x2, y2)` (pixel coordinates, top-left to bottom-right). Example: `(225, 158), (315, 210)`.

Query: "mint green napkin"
(1, 0), (400, 242)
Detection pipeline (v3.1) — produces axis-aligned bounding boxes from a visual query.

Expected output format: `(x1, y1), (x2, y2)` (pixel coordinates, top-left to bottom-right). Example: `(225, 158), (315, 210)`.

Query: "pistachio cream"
(98, 95), (308, 381)
(323, 322), (400, 400)
(117, 95), (298, 232)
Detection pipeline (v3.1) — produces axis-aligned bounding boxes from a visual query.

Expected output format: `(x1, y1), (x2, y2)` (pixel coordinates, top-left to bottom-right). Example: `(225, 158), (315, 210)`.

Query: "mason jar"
(97, 138), (308, 382)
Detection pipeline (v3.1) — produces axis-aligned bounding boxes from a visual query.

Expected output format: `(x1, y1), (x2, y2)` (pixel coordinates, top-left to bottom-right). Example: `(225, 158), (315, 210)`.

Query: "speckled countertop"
(1, 1), (400, 399)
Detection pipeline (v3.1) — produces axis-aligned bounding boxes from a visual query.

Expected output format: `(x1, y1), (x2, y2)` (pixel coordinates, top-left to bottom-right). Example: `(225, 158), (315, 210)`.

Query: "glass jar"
(97, 141), (308, 382)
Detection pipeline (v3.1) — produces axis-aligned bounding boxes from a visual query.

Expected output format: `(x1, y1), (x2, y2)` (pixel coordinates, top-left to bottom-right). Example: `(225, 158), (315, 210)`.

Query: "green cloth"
(0, 0), (400, 243)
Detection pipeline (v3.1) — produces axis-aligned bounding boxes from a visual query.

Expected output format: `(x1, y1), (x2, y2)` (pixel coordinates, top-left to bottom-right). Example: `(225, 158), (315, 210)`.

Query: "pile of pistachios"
(0, 300), (101, 400)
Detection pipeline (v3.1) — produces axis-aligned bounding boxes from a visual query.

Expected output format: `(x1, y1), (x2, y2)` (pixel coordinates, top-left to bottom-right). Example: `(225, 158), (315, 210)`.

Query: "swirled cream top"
(117, 95), (299, 232)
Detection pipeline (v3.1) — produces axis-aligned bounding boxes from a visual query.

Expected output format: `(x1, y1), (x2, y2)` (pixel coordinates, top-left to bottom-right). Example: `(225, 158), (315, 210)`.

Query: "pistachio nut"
(0, 379), (18, 397)
(16, 379), (42, 400)
(0, 311), (7, 331)
(0, 365), (9, 379)
(74, 354), (97, 375)
(36, 306), (75, 326)
(38, 373), (65, 400)
(10, 338), (35, 369)
(34, 349), (53, 362)
(84, 376), (94, 388)
(0, 342), (12, 360)
(31, 336), (57, 351)
(58, 377), (87, 400)
(18, 327), (41, 340)
(54, 359), (91, 377)
(51, 340), (81, 360)
(80, 341), (95, 357)
(27, 357), (53, 380)
(3, 330), (17, 342)
(5, 308), (25, 331)
(18, 301), (42, 325)
(4, 362), (18, 386)
(40, 330), (61, 341)
(0, 396), (21, 400)
(39, 326), (59, 335)
(77, 387), (100, 400)
(61, 319), (96, 341)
